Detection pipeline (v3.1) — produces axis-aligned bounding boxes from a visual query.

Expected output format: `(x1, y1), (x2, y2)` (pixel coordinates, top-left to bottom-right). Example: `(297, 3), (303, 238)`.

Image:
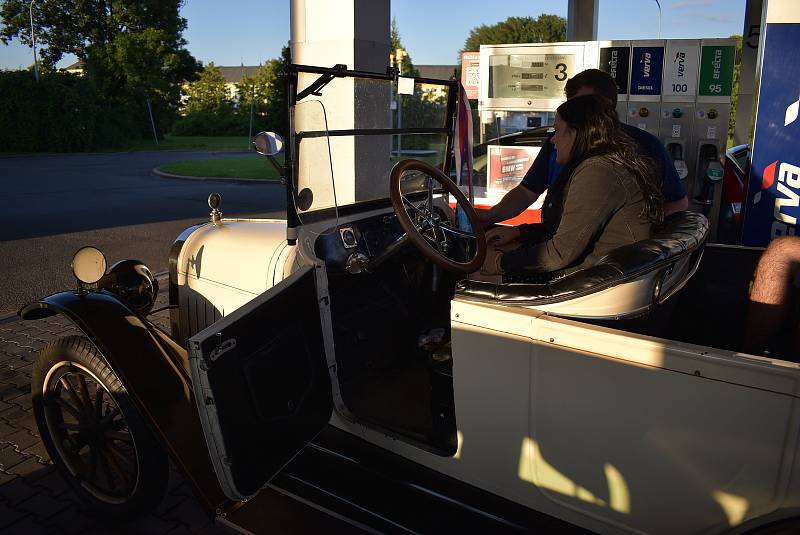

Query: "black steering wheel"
(389, 159), (486, 274)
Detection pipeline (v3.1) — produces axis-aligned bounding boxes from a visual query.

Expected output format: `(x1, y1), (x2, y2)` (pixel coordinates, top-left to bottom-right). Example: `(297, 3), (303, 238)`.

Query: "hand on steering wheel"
(390, 159), (486, 274)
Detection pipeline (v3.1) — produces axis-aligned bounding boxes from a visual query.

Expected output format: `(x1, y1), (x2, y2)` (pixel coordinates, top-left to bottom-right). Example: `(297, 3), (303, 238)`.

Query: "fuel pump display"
(488, 53), (578, 99)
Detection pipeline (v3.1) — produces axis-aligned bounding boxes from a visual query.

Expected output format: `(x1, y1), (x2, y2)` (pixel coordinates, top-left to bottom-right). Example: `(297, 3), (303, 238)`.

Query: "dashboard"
(313, 212), (409, 275)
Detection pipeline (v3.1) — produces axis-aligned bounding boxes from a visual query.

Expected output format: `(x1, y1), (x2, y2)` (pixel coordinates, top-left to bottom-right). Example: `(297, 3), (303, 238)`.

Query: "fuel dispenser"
(474, 41), (597, 223)
(472, 38), (736, 231)
(659, 40), (700, 186)
(627, 40), (665, 137)
(693, 39), (736, 229)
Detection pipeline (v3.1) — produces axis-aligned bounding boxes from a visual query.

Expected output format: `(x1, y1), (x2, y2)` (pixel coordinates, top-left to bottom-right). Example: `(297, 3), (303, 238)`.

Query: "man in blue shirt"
(478, 69), (688, 226)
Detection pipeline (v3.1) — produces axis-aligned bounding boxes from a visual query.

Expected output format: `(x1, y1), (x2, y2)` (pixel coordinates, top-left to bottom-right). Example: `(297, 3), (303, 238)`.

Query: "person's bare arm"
(743, 236), (800, 354)
(664, 195), (689, 216)
(477, 185), (540, 226)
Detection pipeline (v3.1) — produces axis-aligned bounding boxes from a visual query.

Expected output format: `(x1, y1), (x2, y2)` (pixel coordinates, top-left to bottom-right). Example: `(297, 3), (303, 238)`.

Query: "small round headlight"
(71, 246), (107, 285)
(104, 260), (159, 315)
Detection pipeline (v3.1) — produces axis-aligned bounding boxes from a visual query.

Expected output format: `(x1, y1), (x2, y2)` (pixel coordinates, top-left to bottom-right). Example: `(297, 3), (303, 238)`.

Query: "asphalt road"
(0, 151), (286, 313)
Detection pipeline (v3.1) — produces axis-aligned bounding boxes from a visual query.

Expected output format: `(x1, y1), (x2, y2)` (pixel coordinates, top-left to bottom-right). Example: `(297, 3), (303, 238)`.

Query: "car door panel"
(532, 339), (795, 533)
(448, 298), (800, 534)
(189, 266), (332, 501)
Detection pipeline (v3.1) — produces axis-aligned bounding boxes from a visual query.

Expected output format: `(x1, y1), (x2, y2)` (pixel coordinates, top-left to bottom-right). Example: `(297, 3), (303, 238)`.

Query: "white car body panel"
(332, 299), (800, 535)
(177, 219), (293, 321)
(177, 207), (800, 534)
(178, 211), (800, 533)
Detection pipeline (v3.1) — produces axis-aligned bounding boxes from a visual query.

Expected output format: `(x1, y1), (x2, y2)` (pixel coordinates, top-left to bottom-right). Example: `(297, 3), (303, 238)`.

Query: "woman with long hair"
(481, 94), (663, 277)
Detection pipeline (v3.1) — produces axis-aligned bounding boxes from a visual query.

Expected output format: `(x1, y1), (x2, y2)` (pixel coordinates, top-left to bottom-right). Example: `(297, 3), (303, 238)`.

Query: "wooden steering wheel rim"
(389, 159), (486, 274)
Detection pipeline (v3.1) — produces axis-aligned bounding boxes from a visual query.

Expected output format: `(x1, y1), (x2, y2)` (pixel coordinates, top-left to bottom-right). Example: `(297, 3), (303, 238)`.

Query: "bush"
(170, 107), (277, 137)
(171, 109), (249, 136)
(0, 69), (155, 152)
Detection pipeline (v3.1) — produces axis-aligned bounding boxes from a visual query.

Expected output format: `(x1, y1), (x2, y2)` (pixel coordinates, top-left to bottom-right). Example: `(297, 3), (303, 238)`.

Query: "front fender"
(20, 290), (227, 512)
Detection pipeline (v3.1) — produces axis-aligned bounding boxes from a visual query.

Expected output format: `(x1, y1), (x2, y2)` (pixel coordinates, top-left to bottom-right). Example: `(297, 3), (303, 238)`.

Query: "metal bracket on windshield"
(296, 64), (347, 102)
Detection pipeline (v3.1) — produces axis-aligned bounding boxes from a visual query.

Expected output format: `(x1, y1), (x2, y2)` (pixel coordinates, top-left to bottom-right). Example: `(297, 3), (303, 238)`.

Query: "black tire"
(31, 335), (168, 519)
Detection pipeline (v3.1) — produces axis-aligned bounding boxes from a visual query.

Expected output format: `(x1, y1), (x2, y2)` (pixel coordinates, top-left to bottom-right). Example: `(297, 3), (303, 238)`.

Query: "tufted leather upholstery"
(455, 211), (709, 307)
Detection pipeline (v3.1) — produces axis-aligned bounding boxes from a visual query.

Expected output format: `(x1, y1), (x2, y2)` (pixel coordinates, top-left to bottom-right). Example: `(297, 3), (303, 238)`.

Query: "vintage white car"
(20, 65), (800, 534)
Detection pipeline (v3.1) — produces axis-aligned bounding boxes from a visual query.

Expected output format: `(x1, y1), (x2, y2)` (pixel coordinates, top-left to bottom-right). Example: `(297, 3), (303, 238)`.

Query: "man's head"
(564, 69), (619, 107)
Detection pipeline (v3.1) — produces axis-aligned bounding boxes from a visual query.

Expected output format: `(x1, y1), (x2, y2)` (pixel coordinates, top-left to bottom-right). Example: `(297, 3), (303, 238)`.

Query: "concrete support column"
(291, 0), (389, 72)
(733, 0), (763, 146)
(290, 0), (391, 207)
(567, 0), (599, 41)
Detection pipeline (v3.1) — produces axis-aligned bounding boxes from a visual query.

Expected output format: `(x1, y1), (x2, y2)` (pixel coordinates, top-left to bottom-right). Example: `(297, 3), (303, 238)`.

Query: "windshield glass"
(294, 99), (337, 225)
(292, 69), (453, 215)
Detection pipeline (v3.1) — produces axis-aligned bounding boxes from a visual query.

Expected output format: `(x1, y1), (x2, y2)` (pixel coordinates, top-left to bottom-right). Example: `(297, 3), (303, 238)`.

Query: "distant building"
(217, 65), (262, 100)
(62, 60), (457, 103)
(414, 65), (457, 101)
(63, 61), (84, 75)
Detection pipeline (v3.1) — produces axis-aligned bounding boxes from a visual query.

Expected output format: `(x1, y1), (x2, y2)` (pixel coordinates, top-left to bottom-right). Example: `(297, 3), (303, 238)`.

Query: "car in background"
(717, 143), (751, 244)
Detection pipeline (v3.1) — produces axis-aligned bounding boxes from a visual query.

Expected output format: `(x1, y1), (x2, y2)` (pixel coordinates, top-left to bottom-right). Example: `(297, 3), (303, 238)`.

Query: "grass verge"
(158, 155), (282, 180)
(127, 135), (253, 152)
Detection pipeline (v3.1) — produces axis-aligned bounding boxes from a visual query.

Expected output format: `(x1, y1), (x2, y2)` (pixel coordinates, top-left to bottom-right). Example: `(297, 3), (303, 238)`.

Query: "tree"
(235, 44), (290, 135)
(461, 14), (566, 54)
(172, 45), (290, 137)
(183, 63), (232, 115)
(235, 48), (288, 133)
(728, 34), (742, 146)
(1, 0), (199, 136)
(391, 18), (418, 77)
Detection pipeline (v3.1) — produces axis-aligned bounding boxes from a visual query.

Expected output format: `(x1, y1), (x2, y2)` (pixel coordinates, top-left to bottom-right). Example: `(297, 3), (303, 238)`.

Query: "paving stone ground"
(0, 280), (229, 534)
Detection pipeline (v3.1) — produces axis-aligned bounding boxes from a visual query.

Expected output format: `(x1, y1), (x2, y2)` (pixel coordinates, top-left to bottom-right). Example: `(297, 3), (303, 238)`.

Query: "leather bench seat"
(456, 211), (710, 310)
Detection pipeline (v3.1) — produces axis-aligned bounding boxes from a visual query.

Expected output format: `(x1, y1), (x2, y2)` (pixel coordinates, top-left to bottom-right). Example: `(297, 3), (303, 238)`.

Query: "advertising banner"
(487, 145), (541, 196)
(630, 46), (664, 96)
(742, 24), (800, 245)
(461, 52), (480, 100)
(698, 45), (735, 97)
(599, 46), (630, 96)
(663, 42), (699, 98)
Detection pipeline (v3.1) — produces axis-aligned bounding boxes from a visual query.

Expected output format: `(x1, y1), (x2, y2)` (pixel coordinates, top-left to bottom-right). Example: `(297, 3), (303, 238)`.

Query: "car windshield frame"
(284, 64), (458, 223)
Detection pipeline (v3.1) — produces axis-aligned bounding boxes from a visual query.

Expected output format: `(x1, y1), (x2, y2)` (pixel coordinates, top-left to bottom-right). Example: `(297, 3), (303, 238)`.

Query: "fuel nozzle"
(695, 145), (724, 213)
(667, 143), (688, 180)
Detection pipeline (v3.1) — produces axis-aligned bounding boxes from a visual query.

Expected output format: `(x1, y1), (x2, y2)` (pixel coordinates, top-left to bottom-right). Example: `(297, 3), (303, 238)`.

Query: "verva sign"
(742, 23), (800, 245)
(752, 160), (800, 237)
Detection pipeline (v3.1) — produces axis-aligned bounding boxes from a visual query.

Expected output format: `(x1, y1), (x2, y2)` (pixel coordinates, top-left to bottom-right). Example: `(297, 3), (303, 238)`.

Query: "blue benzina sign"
(742, 23), (800, 246)
(630, 47), (664, 96)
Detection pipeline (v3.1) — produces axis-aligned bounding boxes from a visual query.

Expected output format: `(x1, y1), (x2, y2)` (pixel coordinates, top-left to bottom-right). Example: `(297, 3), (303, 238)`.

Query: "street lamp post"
(29, 0), (39, 82)
(654, 0), (662, 39)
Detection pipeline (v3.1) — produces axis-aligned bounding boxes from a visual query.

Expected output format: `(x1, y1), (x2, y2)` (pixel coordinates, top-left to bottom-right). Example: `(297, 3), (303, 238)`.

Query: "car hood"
(179, 219), (292, 296)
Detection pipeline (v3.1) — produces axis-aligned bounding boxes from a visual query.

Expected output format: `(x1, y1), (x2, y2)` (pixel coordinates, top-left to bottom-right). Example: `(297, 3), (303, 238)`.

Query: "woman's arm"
(500, 162), (623, 274)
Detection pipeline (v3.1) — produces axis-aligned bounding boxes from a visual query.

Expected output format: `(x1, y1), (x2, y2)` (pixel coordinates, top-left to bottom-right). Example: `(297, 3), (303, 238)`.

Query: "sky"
(0, 0), (746, 70)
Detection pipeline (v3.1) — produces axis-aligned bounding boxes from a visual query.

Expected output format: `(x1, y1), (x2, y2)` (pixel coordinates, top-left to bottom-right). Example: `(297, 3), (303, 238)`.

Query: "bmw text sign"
(630, 46), (664, 96)
(742, 23), (800, 246)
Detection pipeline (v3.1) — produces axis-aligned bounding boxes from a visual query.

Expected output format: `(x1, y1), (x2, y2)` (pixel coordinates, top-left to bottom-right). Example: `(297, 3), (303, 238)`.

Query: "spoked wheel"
(31, 336), (167, 519)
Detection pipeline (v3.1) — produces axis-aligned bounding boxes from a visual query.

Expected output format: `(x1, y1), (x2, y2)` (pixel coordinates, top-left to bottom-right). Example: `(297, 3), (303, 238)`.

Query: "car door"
(188, 266), (332, 501)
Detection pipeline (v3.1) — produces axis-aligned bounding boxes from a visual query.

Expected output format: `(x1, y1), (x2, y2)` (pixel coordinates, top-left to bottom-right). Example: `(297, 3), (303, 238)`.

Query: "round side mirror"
(253, 132), (284, 156)
(72, 246), (107, 285)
